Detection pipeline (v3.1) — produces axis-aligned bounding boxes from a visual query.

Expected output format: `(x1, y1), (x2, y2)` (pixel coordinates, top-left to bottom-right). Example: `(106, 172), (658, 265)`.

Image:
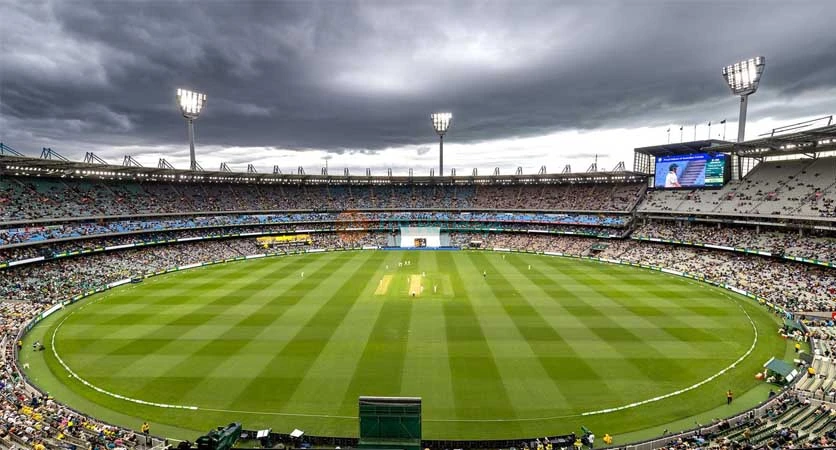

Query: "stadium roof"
(0, 154), (646, 185)
(634, 123), (836, 159)
(710, 124), (836, 158)
(634, 140), (732, 157)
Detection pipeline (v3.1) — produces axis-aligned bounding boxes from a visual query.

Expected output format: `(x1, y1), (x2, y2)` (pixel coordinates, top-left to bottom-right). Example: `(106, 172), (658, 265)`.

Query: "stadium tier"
(3, 151), (836, 450)
(0, 212), (630, 248)
(0, 174), (645, 221)
(633, 222), (836, 265)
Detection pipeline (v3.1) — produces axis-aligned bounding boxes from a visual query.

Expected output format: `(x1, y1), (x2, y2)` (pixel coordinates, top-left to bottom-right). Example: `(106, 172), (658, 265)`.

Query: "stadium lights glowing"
(722, 57), (765, 143)
(177, 88), (207, 119)
(176, 88), (208, 171)
(431, 112), (453, 176)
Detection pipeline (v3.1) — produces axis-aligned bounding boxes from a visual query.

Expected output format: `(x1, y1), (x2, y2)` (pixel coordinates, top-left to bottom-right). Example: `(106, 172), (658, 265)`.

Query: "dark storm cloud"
(2, 0), (836, 160)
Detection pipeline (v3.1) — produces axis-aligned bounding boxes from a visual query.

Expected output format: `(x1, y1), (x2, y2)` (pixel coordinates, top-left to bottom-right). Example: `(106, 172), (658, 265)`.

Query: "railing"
(759, 116), (834, 138)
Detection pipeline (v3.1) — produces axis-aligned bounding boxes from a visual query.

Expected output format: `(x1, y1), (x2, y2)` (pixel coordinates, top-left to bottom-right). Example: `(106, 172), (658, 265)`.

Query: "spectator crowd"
(0, 177), (644, 221)
(0, 212), (628, 248)
(634, 222), (836, 265)
(0, 301), (152, 450)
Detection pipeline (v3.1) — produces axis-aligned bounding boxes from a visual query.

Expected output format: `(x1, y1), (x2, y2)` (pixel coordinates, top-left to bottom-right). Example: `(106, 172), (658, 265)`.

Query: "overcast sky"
(2, 0), (835, 175)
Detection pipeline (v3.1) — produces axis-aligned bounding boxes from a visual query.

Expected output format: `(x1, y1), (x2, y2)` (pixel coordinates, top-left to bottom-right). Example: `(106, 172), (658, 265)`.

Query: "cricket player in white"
(665, 164), (681, 188)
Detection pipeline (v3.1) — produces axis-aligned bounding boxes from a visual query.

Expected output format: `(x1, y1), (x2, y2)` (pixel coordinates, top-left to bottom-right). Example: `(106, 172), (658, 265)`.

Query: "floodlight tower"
(176, 88), (208, 171)
(722, 57), (765, 143)
(431, 112), (452, 176)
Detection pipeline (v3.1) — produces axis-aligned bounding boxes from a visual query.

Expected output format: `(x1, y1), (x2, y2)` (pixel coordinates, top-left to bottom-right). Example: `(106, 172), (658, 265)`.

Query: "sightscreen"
(654, 153), (728, 189)
(358, 396), (421, 450)
(399, 227), (440, 248)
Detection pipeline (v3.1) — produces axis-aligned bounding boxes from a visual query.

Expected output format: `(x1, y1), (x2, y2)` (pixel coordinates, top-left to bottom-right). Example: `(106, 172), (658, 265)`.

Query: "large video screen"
(654, 153), (728, 189)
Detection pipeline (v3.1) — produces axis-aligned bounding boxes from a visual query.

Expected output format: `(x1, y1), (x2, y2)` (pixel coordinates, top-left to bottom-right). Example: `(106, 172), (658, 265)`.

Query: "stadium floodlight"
(176, 88), (208, 171)
(722, 57), (765, 143)
(431, 112), (452, 176)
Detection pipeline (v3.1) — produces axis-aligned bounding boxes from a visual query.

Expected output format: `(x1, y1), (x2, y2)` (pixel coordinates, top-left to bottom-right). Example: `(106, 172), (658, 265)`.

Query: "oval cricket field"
(21, 250), (786, 441)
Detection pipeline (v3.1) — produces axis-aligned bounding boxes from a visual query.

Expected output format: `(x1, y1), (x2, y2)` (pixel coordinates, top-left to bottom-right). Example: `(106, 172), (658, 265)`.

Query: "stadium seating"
(0, 177), (645, 221)
(633, 222), (836, 265)
(0, 212), (630, 247)
(0, 305), (159, 450)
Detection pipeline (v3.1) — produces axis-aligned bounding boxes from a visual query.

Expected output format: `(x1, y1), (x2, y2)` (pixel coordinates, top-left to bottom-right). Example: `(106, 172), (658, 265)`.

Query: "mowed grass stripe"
(469, 252), (609, 412)
(436, 252), (522, 433)
(601, 265), (738, 319)
(279, 252), (407, 433)
(541, 258), (744, 366)
(59, 255), (313, 343)
(589, 268), (740, 331)
(535, 259), (710, 371)
(60, 256), (322, 372)
(337, 250), (425, 409)
(55, 258), (317, 378)
(598, 273), (749, 348)
(497, 254), (641, 373)
(183, 251), (379, 409)
(59, 261), (271, 339)
(400, 251), (457, 423)
(225, 251), (386, 412)
(103, 253), (356, 403)
(93, 262), (251, 309)
(336, 287), (413, 408)
(558, 264), (738, 349)
(501, 254), (684, 401)
(528, 256), (748, 395)
(107, 257), (302, 311)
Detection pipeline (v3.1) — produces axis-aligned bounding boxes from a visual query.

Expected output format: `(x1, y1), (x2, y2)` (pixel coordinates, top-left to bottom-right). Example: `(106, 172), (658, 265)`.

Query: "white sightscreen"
(399, 227), (441, 248)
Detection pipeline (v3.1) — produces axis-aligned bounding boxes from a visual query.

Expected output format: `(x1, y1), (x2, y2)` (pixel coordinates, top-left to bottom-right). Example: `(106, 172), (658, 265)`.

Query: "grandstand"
(637, 123), (836, 221)
(0, 152), (645, 220)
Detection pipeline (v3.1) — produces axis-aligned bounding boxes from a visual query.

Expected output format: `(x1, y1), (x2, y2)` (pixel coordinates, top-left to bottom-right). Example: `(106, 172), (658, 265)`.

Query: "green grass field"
(21, 250), (788, 442)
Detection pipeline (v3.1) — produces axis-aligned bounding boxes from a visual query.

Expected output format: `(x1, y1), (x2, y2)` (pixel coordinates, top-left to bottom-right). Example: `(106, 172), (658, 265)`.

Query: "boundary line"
(46, 257), (761, 423)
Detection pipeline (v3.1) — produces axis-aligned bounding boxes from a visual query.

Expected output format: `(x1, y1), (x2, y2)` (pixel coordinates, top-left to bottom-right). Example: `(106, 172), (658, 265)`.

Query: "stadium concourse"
(2, 148), (836, 450)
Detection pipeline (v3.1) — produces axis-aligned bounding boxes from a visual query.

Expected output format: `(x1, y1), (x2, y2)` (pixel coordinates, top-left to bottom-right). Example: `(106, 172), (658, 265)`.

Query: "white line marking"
(51, 313), (198, 410)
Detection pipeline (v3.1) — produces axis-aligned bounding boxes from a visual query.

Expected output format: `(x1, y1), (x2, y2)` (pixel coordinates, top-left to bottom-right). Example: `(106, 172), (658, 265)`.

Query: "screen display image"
(654, 153), (728, 188)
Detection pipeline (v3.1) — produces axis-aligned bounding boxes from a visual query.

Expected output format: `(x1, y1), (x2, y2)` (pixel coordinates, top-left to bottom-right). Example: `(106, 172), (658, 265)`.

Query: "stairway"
(679, 159), (707, 185)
